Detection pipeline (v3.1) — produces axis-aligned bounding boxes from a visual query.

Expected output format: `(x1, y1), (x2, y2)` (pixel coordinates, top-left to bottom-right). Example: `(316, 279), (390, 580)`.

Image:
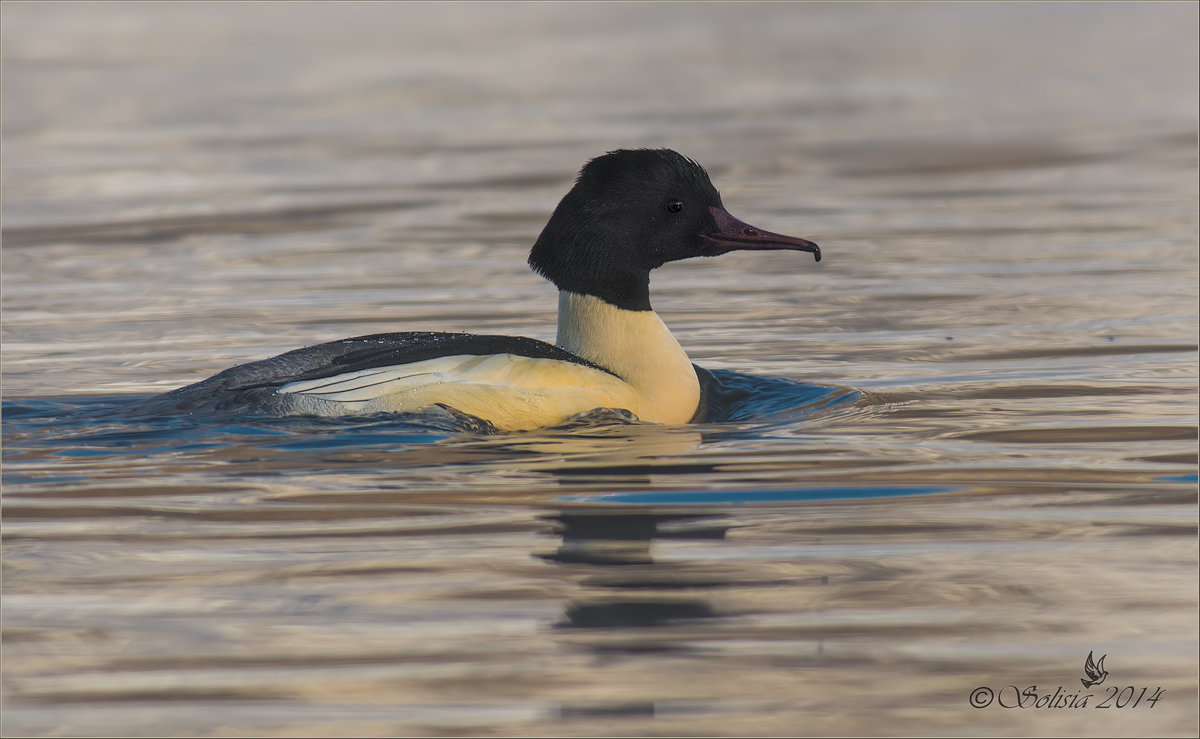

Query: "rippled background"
(3, 3), (1198, 736)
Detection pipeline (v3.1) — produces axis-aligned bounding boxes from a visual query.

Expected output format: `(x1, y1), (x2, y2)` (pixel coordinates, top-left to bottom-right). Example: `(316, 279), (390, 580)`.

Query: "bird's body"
(150, 149), (820, 431)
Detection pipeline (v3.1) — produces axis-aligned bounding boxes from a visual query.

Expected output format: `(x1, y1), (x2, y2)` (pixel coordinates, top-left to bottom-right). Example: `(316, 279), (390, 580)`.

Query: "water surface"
(3, 3), (1197, 736)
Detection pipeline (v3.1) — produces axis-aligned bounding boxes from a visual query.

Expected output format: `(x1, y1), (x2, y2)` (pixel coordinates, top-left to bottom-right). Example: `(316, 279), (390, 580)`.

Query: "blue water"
(556, 485), (959, 506)
(3, 369), (863, 488)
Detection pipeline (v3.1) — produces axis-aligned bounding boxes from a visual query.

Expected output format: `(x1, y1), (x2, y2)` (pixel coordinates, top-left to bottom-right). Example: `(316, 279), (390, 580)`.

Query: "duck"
(148, 148), (821, 431)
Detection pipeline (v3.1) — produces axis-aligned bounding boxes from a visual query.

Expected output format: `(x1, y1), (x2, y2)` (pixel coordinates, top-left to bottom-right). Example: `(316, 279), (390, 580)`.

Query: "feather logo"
(1081, 650), (1109, 688)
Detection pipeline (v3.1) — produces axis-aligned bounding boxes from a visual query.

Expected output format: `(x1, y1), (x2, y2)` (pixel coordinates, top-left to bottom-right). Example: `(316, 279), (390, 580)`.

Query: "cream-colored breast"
(555, 291), (700, 425)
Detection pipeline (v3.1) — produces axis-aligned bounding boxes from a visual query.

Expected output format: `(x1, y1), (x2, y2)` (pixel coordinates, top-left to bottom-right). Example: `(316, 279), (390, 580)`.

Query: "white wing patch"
(276, 368), (426, 400)
(278, 358), (475, 401)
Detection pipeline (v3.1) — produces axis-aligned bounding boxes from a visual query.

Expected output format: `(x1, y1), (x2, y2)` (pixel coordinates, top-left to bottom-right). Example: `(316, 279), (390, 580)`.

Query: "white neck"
(555, 291), (700, 424)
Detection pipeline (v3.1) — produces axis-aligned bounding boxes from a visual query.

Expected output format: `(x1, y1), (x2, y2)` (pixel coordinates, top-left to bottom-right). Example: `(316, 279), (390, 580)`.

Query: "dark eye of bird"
(665, 199), (684, 214)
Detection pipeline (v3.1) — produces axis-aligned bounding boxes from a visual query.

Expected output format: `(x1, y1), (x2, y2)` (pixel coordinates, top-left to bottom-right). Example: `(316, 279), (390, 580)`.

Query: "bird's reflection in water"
(538, 510), (732, 633)
(557, 701), (658, 722)
(539, 508), (734, 722)
(539, 510), (725, 566)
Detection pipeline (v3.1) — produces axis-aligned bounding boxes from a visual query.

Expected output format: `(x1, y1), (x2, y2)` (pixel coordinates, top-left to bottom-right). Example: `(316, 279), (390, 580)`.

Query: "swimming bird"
(149, 149), (821, 430)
